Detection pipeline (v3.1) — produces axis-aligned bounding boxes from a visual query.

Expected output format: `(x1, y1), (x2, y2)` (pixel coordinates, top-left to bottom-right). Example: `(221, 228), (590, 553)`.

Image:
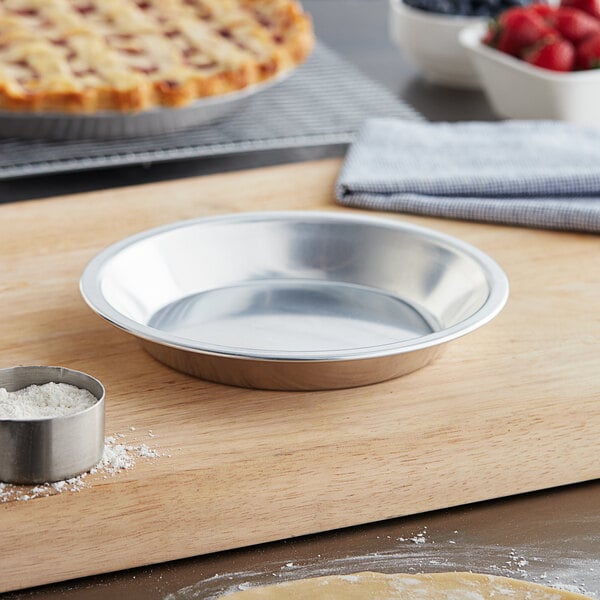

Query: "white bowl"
(460, 23), (600, 124)
(389, 0), (486, 89)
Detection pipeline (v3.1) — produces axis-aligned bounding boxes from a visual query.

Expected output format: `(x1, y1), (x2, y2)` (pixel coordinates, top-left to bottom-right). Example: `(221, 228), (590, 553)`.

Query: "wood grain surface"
(1, 159), (599, 593)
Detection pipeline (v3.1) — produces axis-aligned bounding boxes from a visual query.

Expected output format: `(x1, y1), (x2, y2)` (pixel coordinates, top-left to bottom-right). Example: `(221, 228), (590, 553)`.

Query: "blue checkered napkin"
(335, 119), (600, 233)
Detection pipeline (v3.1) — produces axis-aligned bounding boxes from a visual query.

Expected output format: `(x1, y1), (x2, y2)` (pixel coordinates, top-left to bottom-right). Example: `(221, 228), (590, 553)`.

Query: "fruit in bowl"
(483, 0), (600, 71)
(459, 1), (600, 124)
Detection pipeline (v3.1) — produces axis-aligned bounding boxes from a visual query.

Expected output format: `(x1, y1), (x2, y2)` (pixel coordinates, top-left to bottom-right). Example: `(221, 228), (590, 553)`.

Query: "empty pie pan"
(80, 211), (508, 390)
(0, 74), (285, 141)
(0, 366), (105, 485)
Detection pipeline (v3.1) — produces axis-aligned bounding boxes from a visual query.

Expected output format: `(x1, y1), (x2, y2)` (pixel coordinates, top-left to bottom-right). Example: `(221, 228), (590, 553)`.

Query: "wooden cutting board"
(1, 158), (599, 593)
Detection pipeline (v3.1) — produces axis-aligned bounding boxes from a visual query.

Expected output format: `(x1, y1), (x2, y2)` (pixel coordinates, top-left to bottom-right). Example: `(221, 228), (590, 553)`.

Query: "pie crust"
(0, 0), (314, 113)
(220, 571), (595, 599)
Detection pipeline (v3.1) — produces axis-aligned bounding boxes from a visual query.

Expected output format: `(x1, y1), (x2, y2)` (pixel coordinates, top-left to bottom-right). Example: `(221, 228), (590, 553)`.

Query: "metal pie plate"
(80, 211), (509, 390)
(0, 74), (286, 140)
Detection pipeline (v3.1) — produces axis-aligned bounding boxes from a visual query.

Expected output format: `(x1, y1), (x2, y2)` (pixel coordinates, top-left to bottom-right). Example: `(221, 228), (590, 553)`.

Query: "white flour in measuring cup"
(0, 382), (97, 419)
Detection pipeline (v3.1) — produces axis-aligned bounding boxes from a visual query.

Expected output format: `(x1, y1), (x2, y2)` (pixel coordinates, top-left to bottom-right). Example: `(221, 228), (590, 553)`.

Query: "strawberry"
(549, 7), (600, 42)
(524, 37), (576, 70)
(483, 21), (501, 47)
(483, 26), (496, 46)
(496, 8), (558, 56)
(561, 0), (600, 19)
(528, 3), (558, 18)
(498, 6), (536, 26)
(576, 30), (600, 67)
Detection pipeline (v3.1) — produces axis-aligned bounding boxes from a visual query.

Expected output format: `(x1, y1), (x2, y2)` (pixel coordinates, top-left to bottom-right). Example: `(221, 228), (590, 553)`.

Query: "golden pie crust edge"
(0, 1), (314, 114)
(220, 571), (595, 599)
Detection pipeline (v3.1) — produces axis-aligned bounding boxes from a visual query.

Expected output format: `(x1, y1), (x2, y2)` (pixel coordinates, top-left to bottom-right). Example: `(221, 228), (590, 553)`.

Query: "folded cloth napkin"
(335, 119), (600, 233)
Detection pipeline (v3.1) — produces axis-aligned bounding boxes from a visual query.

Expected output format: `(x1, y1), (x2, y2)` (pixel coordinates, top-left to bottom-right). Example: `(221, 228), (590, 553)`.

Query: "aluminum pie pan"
(0, 73), (287, 141)
(80, 211), (509, 390)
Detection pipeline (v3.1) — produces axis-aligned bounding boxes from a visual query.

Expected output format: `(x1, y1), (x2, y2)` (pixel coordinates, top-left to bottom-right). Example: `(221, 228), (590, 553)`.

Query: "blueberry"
(402, 0), (535, 16)
(404, 0), (429, 10)
(419, 0), (454, 13)
(455, 0), (474, 14)
(403, 0), (454, 13)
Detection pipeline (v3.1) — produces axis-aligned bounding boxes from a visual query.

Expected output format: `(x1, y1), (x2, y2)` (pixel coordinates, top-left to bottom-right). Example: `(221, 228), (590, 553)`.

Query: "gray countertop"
(2, 1), (599, 599)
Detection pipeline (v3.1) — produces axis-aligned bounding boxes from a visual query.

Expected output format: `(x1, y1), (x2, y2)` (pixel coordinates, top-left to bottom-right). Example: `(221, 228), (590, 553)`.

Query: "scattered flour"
(139, 444), (160, 459)
(0, 430), (161, 503)
(411, 534), (427, 544)
(0, 382), (97, 419)
(410, 527), (428, 545)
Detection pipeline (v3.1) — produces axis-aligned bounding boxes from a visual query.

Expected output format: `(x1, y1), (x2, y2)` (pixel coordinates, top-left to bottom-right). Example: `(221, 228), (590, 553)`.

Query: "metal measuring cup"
(0, 366), (105, 484)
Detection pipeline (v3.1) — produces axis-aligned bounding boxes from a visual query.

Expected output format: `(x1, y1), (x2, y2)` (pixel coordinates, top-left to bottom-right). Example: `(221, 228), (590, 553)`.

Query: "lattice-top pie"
(0, 0), (314, 113)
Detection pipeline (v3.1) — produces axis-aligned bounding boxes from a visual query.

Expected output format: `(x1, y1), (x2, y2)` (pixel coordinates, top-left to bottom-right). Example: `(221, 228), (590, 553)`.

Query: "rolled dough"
(221, 571), (593, 599)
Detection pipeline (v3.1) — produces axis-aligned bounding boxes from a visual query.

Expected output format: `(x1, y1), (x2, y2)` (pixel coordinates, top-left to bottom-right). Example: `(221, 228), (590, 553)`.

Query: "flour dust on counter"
(0, 430), (161, 503)
(165, 527), (599, 600)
